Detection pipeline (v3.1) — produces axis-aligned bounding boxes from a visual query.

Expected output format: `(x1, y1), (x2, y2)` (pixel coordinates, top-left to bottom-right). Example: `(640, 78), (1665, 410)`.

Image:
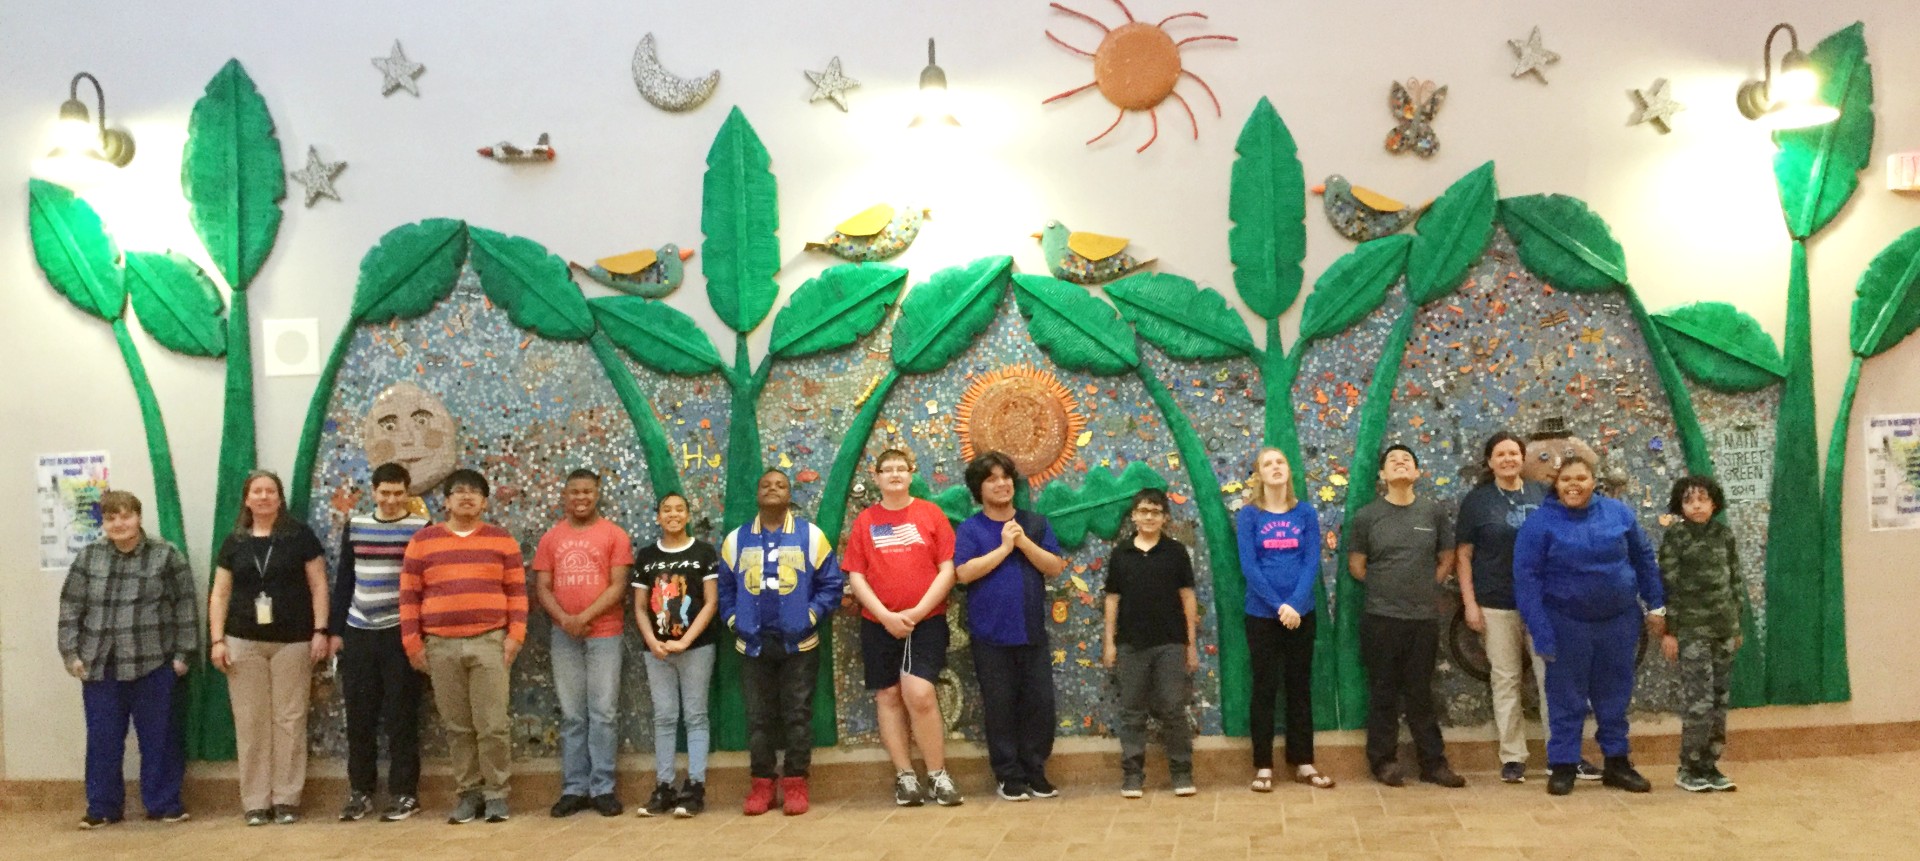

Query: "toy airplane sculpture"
(478, 133), (556, 163)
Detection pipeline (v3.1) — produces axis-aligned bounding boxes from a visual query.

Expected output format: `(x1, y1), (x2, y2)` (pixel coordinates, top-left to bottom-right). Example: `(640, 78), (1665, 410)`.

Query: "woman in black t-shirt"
(208, 470), (330, 826)
(630, 493), (720, 817)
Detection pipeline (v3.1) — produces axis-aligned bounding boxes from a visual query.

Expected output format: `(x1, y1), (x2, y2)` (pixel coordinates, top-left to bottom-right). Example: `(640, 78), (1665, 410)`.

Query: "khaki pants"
(426, 630), (512, 800)
(1482, 608), (1550, 765)
(227, 637), (312, 810)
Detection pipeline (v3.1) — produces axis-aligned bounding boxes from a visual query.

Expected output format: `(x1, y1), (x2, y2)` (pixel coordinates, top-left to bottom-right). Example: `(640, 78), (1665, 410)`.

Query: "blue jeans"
(83, 665), (184, 819)
(551, 630), (623, 796)
(643, 644), (715, 783)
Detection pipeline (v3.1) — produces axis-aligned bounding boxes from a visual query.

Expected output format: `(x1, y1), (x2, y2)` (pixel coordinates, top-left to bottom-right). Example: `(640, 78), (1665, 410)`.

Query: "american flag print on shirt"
(869, 522), (925, 549)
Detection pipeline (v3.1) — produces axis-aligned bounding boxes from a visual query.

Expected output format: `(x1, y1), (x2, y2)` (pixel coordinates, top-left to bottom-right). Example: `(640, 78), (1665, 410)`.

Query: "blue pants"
(972, 640), (1057, 786)
(551, 630), (623, 796)
(1543, 608), (1640, 766)
(82, 665), (184, 819)
(643, 644), (715, 783)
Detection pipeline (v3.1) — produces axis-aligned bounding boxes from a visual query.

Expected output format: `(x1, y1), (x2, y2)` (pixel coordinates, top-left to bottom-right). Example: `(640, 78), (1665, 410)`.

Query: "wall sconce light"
(1735, 24), (1840, 130)
(48, 72), (136, 169)
(908, 39), (960, 129)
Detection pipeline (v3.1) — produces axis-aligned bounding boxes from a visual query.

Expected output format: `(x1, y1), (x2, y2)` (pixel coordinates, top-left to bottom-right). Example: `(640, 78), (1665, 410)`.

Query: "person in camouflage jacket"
(1657, 476), (1745, 793)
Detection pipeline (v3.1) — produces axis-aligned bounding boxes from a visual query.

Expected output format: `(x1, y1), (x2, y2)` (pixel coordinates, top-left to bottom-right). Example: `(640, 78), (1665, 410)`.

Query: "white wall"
(2, 0), (1916, 780)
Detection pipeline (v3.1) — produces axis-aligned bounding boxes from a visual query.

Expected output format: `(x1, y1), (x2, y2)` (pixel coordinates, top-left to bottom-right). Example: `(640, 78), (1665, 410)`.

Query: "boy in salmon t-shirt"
(844, 449), (963, 808)
(533, 469), (633, 818)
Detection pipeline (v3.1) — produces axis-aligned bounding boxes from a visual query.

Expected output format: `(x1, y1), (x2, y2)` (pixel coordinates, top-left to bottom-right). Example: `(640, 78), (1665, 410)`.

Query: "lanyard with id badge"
(252, 539), (276, 626)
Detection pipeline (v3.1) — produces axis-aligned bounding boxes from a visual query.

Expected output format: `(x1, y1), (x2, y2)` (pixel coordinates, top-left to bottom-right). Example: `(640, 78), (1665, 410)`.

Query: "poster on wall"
(1716, 424), (1770, 503)
(36, 451), (110, 570)
(1865, 413), (1920, 531)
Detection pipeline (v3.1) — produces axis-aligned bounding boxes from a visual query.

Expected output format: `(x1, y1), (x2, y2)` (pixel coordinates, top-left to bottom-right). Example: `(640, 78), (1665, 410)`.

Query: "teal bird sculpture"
(1033, 219), (1154, 285)
(1313, 175), (1429, 242)
(570, 243), (694, 298)
(803, 203), (929, 261)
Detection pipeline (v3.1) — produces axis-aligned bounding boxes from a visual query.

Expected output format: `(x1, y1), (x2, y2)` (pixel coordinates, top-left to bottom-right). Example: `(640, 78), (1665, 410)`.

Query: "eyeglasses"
(1133, 508), (1166, 517)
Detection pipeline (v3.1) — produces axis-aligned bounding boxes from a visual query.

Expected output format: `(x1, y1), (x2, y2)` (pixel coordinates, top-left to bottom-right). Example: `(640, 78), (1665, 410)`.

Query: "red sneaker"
(780, 776), (809, 816)
(743, 777), (775, 816)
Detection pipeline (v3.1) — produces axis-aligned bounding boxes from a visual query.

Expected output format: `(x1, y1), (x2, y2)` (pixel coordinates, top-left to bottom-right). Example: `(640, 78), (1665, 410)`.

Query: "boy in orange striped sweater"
(400, 468), (528, 825)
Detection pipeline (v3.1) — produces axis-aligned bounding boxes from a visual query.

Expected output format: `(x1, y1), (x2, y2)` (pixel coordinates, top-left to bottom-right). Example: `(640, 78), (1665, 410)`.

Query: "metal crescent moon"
(632, 33), (719, 112)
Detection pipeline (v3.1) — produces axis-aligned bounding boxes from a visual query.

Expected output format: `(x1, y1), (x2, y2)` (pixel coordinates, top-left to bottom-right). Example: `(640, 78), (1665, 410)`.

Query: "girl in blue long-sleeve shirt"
(1234, 447), (1333, 791)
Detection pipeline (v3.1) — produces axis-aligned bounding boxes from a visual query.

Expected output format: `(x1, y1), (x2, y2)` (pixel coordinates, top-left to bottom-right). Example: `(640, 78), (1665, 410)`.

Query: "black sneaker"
(639, 782), (676, 817)
(997, 781), (1031, 802)
(1574, 759), (1603, 780)
(1547, 765), (1577, 796)
(590, 794), (623, 817)
(78, 814), (120, 830)
(671, 781), (706, 818)
(484, 797), (510, 823)
(245, 808), (272, 827)
(1419, 765), (1466, 788)
(1119, 773), (1144, 799)
(1500, 762), (1526, 784)
(1601, 757), (1651, 793)
(1027, 775), (1059, 798)
(272, 805), (300, 825)
(380, 795), (420, 822)
(339, 792), (373, 821)
(144, 809), (191, 823)
(893, 771), (925, 807)
(448, 793), (483, 824)
(1705, 768), (1737, 792)
(1372, 763), (1407, 787)
(549, 793), (589, 818)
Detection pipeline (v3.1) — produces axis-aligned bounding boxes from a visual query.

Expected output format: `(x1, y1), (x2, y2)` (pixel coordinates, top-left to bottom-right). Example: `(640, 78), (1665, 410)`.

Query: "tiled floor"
(6, 751), (1915, 860)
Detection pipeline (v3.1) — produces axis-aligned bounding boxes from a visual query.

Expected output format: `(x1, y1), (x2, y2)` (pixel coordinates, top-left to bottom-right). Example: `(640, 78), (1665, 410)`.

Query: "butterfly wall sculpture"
(1385, 78), (1446, 158)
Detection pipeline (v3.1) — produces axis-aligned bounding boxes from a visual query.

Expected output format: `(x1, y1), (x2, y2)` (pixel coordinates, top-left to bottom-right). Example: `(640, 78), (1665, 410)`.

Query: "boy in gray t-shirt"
(1348, 444), (1464, 788)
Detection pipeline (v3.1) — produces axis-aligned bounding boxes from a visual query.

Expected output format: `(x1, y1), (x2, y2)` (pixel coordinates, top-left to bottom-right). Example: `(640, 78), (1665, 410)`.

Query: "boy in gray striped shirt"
(330, 462), (431, 822)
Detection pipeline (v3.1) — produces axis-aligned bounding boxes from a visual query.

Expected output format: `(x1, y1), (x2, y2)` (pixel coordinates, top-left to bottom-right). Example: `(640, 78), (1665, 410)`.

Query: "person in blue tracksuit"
(1513, 455), (1667, 796)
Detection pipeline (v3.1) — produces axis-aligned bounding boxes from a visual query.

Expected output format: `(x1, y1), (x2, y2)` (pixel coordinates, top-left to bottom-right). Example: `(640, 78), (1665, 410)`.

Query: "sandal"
(1249, 769), (1274, 793)
(1294, 766), (1336, 789)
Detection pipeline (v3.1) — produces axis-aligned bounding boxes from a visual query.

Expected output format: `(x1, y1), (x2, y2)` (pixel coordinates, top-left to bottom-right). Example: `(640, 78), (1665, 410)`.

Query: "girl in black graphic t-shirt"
(631, 493), (719, 817)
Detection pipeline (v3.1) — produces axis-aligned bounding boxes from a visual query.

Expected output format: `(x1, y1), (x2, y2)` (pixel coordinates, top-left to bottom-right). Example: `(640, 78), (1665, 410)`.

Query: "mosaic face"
(361, 382), (457, 495)
(1521, 433), (1598, 486)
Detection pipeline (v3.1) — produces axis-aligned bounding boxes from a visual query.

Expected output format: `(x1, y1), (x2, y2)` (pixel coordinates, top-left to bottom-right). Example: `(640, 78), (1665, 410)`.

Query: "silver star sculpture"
(805, 57), (859, 111)
(1508, 26), (1560, 83)
(1629, 78), (1684, 133)
(373, 40), (425, 97)
(289, 146), (346, 207)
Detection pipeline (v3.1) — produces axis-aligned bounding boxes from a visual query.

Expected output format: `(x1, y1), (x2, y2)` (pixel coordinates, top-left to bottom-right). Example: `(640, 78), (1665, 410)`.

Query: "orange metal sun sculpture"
(955, 365), (1089, 486)
(1043, 0), (1238, 153)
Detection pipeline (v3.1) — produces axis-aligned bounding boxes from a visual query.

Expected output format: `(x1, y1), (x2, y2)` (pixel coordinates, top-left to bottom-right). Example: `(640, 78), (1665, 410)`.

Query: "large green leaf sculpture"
(182, 59), (284, 292)
(1818, 227), (1920, 704)
(1848, 227), (1920, 359)
(1228, 96), (1307, 320)
(27, 179), (125, 321)
(125, 251), (227, 358)
(291, 219), (469, 520)
(1652, 302), (1786, 393)
(702, 107), (781, 334)
(349, 218), (469, 323)
(1297, 235), (1410, 344)
(1106, 272), (1256, 360)
(1012, 273), (1139, 375)
(470, 227), (595, 340)
(1034, 462), (1169, 548)
(1765, 22), (1875, 704)
(1775, 22), (1875, 241)
(768, 263), (908, 359)
(1405, 161), (1496, 305)
(890, 256), (1013, 375)
(1499, 194), (1629, 291)
(592, 297), (727, 376)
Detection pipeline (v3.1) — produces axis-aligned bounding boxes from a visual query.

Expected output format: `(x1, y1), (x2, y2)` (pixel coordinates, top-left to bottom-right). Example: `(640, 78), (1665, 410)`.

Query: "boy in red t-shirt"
(844, 449), (962, 807)
(532, 469), (633, 818)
